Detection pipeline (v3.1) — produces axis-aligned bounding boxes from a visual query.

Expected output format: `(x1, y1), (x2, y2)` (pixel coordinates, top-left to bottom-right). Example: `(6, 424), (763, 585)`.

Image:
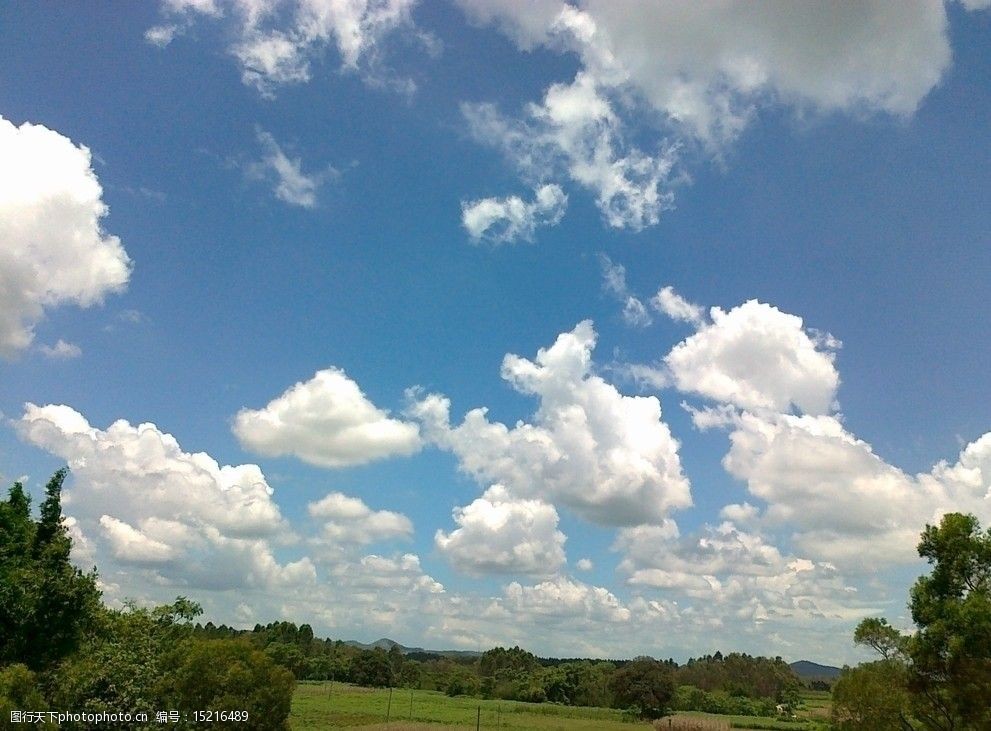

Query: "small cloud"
(576, 558), (594, 571)
(461, 184), (567, 245)
(650, 286), (705, 327)
(247, 129), (338, 209)
(38, 339), (82, 360)
(597, 254), (652, 328)
(145, 24), (182, 48)
(118, 309), (145, 324)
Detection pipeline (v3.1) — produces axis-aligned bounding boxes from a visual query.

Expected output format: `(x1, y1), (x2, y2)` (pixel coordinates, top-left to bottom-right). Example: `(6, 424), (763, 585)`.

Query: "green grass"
(290, 683), (833, 731)
(290, 682), (649, 729)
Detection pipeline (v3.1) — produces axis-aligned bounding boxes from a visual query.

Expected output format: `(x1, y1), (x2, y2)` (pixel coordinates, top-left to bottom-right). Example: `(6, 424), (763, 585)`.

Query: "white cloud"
(456, 1), (967, 231)
(15, 403), (312, 591)
(651, 286), (705, 327)
(461, 184), (567, 244)
(463, 73), (679, 231)
(151, 0), (425, 96)
(614, 520), (872, 628)
(234, 367), (421, 468)
(665, 300), (840, 415)
(717, 411), (991, 570)
(504, 575), (631, 624)
(459, 1), (957, 147)
(248, 129), (336, 208)
(99, 515), (178, 564)
(38, 339), (82, 360)
(435, 485), (566, 576)
(144, 24), (181, 47)
(598, 254), (651, 327)
(575, 557), (593, 571)
(308, 491), (413, 544)
(408, 320), (691, 526)
(0, 116), (131, 358)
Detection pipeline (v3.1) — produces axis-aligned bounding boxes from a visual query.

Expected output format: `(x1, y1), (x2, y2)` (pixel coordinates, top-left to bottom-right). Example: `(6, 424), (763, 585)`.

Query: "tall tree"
(851, 513), (991, 731)
(908, 512), (991, 730)
(0, 470), (100, 670)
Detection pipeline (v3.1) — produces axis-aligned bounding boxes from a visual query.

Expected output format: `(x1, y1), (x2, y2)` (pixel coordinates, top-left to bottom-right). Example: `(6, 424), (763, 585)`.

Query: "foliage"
(851, 512), (991, 730)
(672, 685), (777, 717)
(610, 657), (675, 719)
(675, 652), (800, 704)
(830, 660), (911, 730)
(0, 471), (101, 670)
(158, 639), (295, 730)
(51, 597), (202, 723)
(0, 664), (53, 728)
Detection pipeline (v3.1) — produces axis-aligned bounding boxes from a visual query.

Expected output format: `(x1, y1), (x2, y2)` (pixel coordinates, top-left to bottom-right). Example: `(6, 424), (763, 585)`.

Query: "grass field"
(290, 684), (832, 730)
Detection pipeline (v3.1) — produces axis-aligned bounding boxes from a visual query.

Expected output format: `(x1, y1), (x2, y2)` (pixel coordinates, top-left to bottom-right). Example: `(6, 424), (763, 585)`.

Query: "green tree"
(610, 657), (674, 719)
(907, 512), (991, 730)
(0, 470), (101, 670)
(831, 660), (913, 730)
(52, 597), (203, 725)
(852, 513), (991, 730)
(159, 639), (295, 730)
(0, 665), (53, 728)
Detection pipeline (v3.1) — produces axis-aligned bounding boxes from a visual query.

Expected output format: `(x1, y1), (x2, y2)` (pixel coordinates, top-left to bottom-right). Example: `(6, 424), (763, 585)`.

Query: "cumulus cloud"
(651, 286), (705, 327)
(38, 339), (82, 360)
(308, 491), (413, 544)
(504, 575), (631, 625)
(150, 0), (426, 96)
(664, 300), (840, 415)
(616, 519), (867, 626)
(0, 116), (131, 358)
(16, 403), (314, 591)
(407, 320), (691, 526)
(435, 485), (566, 576)
(234, 367), (421, 468)
(247, 129), (337, 208)
(461, 184), (567, 244)
(716, 411), (991, 570)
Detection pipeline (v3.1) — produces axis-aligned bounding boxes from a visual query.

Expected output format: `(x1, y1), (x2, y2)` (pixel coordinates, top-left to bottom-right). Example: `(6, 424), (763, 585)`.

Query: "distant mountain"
(343, 638), (480, 658)
(790, 660), (842, 679)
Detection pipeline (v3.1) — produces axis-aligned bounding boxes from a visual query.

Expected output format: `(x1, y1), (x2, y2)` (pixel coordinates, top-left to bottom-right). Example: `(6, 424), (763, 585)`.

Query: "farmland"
(290, 683), (831, 730)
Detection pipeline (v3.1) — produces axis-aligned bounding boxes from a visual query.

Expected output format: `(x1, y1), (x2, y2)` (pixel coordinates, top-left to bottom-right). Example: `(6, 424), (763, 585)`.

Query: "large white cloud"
(0, 116), (131, 358)
(435, 485), (566, 576)
(664, 299), (841, 415)
(716, 411), (991, 570)
(15, 403), (315, 591)
(457, 1), (979, 231)
(233, 367), (422, 468)
(459, 1), (959, 146)
(407, 320), (691, 526)
(615, 520), (869, 627)
(149, 0), (426, 96)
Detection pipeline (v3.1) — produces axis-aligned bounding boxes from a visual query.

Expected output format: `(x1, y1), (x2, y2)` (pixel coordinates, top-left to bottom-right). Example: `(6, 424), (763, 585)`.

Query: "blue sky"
(1, 1), (989, 663)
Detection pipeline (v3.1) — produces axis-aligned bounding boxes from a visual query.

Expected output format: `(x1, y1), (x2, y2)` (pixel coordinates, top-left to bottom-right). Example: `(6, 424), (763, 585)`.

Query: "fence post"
(476, 705), (480, 731)
(386, 687), (393, 723)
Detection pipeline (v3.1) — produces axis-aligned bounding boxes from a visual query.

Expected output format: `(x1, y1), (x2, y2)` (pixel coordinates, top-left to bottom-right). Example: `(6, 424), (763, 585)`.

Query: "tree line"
(193, 619), (803, 719)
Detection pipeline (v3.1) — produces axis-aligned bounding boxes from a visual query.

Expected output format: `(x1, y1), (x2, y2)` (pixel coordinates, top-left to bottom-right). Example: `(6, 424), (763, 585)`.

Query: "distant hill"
(790, 660), (842, 679)
(343, 637), (481, 658)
